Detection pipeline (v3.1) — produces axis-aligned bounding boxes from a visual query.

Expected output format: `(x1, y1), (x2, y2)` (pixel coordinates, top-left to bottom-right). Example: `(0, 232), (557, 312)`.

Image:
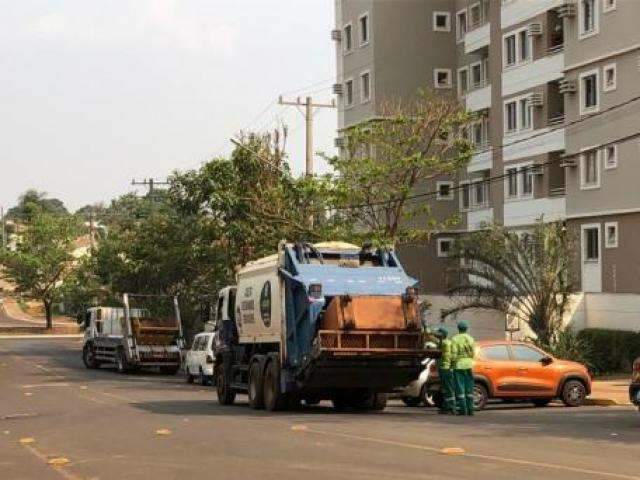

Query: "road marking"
(2, 413), (38, 420)
(21, 442), (81, 480)
(22, 383), (71, 388)
(302, 427), (640, 480)
(441, 447), (465, 455)
(48, 457), (70, 467)
(19, 437), (35, 444)
(155, 428), (171, 436)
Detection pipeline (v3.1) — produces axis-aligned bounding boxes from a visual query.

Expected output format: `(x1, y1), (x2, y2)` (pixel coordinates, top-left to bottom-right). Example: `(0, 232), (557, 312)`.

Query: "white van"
(184, 332), (215, 385)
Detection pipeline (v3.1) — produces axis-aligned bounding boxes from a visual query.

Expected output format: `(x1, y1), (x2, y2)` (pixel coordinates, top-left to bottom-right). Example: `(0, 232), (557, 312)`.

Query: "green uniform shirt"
(451, 332), (475, 370)
(438, 338), (453, 370)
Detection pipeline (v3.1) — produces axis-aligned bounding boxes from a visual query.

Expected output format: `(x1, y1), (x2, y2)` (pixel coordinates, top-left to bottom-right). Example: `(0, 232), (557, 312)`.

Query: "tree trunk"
(44, 300), (53, 330)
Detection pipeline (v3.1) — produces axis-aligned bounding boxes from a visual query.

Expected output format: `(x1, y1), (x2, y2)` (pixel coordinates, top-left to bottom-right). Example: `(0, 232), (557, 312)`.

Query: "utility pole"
(278, 96), (336, 176)
(131, 178), (170, 195)
(1, 206), (6, 250)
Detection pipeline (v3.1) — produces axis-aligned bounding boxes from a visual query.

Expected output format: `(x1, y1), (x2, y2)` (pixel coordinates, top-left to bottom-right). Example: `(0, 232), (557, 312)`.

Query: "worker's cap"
(457, 320), (469, 332)
(436, 326), (449, 338)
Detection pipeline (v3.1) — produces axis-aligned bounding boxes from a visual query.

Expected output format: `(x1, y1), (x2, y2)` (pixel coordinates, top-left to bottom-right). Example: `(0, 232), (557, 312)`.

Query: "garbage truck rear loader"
(213, 241), (436, 411)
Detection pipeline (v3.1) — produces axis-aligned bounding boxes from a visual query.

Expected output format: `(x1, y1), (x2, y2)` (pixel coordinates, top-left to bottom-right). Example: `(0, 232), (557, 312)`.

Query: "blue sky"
(0, 0), (337, 211)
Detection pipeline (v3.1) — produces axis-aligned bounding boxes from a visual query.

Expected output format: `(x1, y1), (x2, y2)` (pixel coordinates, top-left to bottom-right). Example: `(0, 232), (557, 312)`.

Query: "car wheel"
(82, 344), (99, 369)
(532, 398), (552, 408)
(401, 396), (423, 407)
(473, 382), (489, 410)
(248, 361), (265, 409)
(561, 380), (586, 407)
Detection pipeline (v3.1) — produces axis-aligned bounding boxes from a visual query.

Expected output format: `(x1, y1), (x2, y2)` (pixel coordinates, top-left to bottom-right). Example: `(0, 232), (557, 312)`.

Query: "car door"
(187, 337), (199, 374)
(476, 344), (524, 397)
(509, 344), (557, 397)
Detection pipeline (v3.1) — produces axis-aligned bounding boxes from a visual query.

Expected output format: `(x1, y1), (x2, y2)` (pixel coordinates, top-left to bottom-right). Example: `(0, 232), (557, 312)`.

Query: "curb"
(584, 397), (632, 407)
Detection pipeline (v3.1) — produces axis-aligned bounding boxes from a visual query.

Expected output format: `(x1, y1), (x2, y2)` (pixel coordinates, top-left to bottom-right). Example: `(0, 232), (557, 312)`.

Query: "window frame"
(470, 61), (483, 88)
(579, 146), (601, 190)
(502, 26), (532, 69)
(358, 12), (370, 47)
(359, 70), (371, 104)
(457, 66), (469, 96)
(503, 94), (533, 135)
(433, 11), (451, 32)
(342, 22), (353, 54)
(605, 221), (618, 248)
(459, 180), (471, 211)
(602, 63), (617, 92)
(480, 344), (511, 361)
(603, 0), (616, 13)
(469, 2), (482, 28)
(603, 143), (617, 169)
(434, 68), (453, 89)
(504, 161), (534, 200)
(582, 223), (601, 262)
(437, 237), (455, 258)
(456, 9), (467, 43)
(344, 78), (354, 108)
(579, 0), (600, 40)
(579, 69), (600, 115)
(436, 181), (455, 201)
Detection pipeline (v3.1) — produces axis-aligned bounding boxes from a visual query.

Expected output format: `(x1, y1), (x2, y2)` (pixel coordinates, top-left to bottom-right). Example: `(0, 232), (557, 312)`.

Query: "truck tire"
(82, 344), (99, 369)
(161, 365), (180, 375)
(116, 349), (129, 374)
(248, 361), (265, 409)
(216, 364), (236, 406)
(263, 359), (285, 411)
(371, 393), (388, 411)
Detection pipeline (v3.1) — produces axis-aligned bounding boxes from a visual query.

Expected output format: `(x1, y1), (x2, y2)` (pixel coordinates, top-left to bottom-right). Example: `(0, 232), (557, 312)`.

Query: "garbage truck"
(212, 241), (437, 411)
(82, 294), (184, 374)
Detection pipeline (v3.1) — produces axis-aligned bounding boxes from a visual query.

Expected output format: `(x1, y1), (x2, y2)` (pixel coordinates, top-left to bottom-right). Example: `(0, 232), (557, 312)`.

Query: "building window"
(504, 35), (516, 67)
(473, 180), (488, 206)
(504, 96), (532, 134)
(433, 11), (451, 32)
(505, 101), (517, 132)
(518, 30), (530, 62)
(604, 144), (617, 169)
(457, 67), (469, 96)
(580, 70), (599, 114)
(358, 13), (370, 46)
(579, 0), (599, 39)
(469, 3), (482, 28)
(603, 0), (616, 12)
(584, 226), (600, 261)
(519, 97), (531, 130)
(605, 222), (618, 248)
(503, 27), (531, 69)
(343, 23), (353, 53)
(460, 182), (471, 210)
(437, 238), (454, 257)
(471, 62), (482, 88)
(506, 168), (518, 197)
(580, 148), (601, 189)
(437, 181), (454, 201)
(360, 71), (371, 103)
(456, 9), (467, 42)
(603, 63), (617, 92)
(521, 167), (533, 196)
(434, 69), (452, 89)
(472, 122), (483, 146)
(345, 79), (354, 107)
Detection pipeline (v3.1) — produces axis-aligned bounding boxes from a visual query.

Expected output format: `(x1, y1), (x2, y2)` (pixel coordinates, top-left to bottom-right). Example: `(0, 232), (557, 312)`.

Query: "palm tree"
(443, 221), (574, 345)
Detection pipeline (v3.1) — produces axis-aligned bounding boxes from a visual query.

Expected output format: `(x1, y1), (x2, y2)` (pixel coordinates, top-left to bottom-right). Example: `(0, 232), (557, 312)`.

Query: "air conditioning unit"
(334, 137), (346, 148)
(528, 92), (544, 107)
(557, 2), (577, 18)
(331, 29), (342, 41)
(332, 83), (343, 95)
(559, 158), (577, 168)
(558, 79), (577, 94)
(528, 23), (543, 36)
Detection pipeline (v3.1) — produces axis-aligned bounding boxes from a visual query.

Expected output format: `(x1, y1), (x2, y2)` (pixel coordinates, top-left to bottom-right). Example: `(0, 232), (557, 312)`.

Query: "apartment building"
(332, 0), (640, 336)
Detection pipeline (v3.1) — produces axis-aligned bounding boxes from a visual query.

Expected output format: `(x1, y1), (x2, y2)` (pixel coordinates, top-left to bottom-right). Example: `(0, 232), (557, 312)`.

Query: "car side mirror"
(541, 356), (553, 366)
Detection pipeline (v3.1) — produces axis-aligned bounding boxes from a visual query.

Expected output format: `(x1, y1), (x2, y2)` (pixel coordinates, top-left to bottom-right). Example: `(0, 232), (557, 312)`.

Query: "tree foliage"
(0, 210), (80, 328)
(7, 189), (68, 222)
(444, 221), (574, 345)
(326, 89), (472, 245)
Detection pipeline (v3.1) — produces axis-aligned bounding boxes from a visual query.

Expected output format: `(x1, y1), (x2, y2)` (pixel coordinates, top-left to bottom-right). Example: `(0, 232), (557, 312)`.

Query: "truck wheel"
(116, 349), (128, 374)
(82, 344), (99, 369)
(248, 361), (265, 409)
(561, 380), (586, 407)
(199, 367), (210, 385)
(216, 364), (236, 405)
(401, 396), (422, 407)
(263, 360), (285, 412)
(371, 393), (388, 411)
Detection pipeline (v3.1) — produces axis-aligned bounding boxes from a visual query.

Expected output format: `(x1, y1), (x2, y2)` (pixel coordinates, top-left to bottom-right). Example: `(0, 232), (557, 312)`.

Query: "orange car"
(427, 340), (591, 409)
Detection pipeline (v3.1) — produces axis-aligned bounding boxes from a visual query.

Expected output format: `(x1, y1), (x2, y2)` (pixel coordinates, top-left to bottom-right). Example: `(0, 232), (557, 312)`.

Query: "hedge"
(577, 328), (640, 375)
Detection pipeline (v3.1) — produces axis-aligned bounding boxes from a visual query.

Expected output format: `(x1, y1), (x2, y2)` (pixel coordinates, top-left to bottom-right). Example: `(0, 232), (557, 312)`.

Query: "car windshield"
(481, 345), (510, 361)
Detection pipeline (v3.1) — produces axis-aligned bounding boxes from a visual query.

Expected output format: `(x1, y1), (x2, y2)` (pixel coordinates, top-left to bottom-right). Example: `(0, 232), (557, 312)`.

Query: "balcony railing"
(547, 114), (565, 127)
(549, 186), (566, 197)
(547, 43), (565, 55)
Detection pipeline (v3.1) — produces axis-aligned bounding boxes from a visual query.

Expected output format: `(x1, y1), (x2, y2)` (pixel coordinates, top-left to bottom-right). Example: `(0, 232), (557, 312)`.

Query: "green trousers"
(438, 368), (456, 413)
(454, 369), (475, 416)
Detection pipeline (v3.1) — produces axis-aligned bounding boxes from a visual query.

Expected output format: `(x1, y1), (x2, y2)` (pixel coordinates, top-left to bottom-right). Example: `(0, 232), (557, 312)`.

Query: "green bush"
(536, 329), (594, 371)
(577, 328), (640, 375)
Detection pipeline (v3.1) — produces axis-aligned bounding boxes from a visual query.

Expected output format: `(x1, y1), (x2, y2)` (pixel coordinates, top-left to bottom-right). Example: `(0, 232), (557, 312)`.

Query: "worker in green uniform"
(435, 326), (456, 414)
(451, 320), (476, 416)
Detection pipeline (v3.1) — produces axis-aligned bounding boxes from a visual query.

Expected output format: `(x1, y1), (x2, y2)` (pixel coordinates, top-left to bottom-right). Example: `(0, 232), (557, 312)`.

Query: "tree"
(7, 189), (68, 222)
(325, 88), (473, 245)
(0, 211), (80, 329)
(443, 221), (574, 345)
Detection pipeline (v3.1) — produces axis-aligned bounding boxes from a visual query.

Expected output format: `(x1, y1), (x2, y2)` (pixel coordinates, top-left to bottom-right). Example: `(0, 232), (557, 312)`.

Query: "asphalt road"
(1, 338), (639, 480)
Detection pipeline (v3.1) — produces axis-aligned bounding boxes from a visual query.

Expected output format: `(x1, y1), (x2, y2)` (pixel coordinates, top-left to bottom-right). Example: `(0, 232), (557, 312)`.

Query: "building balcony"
(464, 22), (490, 54)
(501, 0), (565, 29)
(503, 127), (565, 163)
(467, 145), (492, 173)
(504, 196), (566, 227)
(465, 83), (491, 112)
(503, 52), (564, 97)
(467, 206), (494, 231)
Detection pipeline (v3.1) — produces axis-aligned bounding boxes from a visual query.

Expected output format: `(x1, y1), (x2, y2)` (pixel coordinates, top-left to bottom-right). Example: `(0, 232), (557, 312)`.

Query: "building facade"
(333, 0), (640, 336)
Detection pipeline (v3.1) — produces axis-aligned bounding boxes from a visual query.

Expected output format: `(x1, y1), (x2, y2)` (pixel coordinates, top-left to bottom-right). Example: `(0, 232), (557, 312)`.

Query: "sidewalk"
(586, 379), (632, 406)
